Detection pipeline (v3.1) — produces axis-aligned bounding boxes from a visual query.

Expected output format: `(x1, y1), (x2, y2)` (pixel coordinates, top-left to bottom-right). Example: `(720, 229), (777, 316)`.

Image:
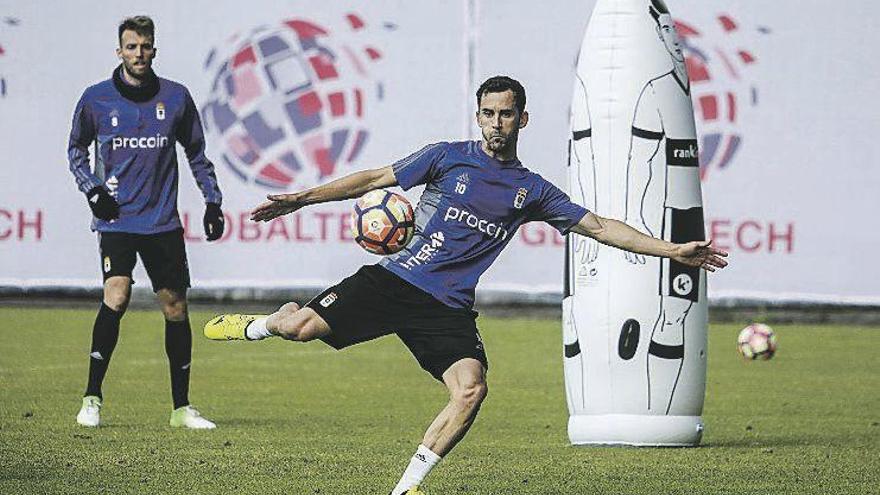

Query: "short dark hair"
(476, 76), (526, 114)
(118, 16), (155, 45)
(649, 0), (670, 25)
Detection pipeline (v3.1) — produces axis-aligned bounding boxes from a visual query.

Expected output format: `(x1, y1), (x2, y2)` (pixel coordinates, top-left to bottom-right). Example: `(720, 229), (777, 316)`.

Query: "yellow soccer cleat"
(203, 314), (266, 341)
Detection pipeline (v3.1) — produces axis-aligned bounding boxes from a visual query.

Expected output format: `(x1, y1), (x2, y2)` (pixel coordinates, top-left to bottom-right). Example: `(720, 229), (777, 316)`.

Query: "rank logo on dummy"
(202, 13), (395, 190)
(676, 14), (768, 180)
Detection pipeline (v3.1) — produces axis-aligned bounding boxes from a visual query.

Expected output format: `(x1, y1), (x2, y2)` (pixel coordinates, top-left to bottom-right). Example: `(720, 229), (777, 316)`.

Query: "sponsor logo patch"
(398, 231), (445, 269)
(666, 139), (699, 167)
(320, 292), (338, 307)
(111, 134), (171, 151)
(443, 206), (508, 240)
(672, 273), (694, 296)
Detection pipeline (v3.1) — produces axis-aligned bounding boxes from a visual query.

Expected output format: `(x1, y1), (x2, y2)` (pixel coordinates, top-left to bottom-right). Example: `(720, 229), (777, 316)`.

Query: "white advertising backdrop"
(0, 1), (877, 304)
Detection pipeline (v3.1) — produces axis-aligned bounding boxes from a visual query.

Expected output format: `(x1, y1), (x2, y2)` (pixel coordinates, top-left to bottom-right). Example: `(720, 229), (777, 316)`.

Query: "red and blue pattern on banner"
(677, 14), (766, 180)
(202, 14), (386, 190)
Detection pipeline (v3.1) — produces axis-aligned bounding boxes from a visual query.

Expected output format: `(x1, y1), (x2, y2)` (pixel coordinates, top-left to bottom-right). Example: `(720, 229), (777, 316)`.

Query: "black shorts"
(98, 228), (190, 292)
(306, 264), (488, 381)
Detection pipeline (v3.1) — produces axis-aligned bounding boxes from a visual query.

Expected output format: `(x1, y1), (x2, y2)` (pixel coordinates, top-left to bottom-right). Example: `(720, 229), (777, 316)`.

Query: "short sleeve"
(531, 177), (589, 234)
(571, 77), (591, 139)
(632, 81), (664, 140)
(392, 142), (448, 190)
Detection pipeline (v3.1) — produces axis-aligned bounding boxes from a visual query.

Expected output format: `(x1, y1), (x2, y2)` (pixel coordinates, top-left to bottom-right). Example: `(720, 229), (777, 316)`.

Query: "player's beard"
(122, 58), (153, 83)
(483, 129), (516, 154)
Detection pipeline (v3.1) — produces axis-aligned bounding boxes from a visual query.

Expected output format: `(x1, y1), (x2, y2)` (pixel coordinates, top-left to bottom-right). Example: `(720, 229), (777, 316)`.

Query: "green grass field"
(1, 307), (878, 494)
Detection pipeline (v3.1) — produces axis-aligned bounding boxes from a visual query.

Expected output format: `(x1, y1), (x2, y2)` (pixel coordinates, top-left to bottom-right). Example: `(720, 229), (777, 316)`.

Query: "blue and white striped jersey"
(68, 67), (222, 234)
(380, 141), (588, 309)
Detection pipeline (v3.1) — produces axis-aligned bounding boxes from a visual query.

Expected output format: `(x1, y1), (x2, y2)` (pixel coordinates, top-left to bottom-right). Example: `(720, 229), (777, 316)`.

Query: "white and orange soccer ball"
(737, 323), (778, 360)
(351, 189), (415, 255)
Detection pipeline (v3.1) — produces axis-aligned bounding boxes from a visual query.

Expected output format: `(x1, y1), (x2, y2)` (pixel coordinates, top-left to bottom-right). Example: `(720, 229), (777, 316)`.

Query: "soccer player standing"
(68, 16), (224, 429)
(204, 76), (728, 493)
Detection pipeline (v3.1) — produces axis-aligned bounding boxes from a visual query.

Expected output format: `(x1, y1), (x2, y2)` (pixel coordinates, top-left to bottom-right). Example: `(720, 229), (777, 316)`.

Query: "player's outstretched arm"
(250, 166), (398, 222)
(570, 212), (729, 272)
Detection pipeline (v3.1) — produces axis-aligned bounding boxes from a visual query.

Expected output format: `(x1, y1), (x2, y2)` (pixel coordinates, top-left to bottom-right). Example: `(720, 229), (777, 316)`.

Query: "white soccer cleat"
(76, 395), (102, 427)
(169, 405), (217, 429)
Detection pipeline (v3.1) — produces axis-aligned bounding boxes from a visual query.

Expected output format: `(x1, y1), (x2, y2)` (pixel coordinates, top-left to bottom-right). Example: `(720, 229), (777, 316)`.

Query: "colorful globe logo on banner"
(676, 15), (766, 180)
(202, 14), (386, 189)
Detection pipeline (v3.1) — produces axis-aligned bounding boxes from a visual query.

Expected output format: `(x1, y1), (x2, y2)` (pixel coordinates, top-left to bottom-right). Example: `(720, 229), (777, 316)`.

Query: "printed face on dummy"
(656, 15), (685, 67)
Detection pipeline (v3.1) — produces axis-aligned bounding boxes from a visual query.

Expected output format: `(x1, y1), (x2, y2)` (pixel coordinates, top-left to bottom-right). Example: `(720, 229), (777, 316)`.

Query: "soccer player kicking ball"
(69, 16), (224, 429)
(205, 76), (728, 493)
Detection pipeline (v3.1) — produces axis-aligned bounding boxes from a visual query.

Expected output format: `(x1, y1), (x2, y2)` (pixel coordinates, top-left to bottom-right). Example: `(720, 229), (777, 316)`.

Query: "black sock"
(85, 303), (123, 399)
(165, 319), (192, 409)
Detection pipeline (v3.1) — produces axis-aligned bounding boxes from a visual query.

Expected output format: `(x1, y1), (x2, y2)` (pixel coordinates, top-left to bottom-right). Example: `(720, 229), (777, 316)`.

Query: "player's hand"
(673, 240), (729, 272)
(250, 193), (304, 222)
(203, 203), (225, 241)
(85, 186), (119, 221)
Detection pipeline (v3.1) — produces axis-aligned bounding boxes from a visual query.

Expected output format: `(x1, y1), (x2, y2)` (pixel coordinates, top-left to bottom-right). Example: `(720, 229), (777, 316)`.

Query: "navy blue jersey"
(68, 67), (222, 234)
(380, 141), (588, 309)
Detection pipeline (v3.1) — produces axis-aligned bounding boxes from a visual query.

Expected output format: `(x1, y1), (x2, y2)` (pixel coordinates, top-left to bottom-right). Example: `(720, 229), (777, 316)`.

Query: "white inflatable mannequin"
(564, 0), (708, 446)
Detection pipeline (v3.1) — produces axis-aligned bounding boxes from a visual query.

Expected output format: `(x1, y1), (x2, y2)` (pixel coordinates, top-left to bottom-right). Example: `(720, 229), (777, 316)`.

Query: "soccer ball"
(351, 189), (415, 255)
(737, 323), (778, 360)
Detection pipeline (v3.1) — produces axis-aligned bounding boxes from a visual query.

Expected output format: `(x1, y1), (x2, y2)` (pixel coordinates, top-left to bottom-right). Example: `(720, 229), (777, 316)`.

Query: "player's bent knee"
(452, 380), (488, 411)
(274, 308), (329, 342)
(277, 301), (301, 314)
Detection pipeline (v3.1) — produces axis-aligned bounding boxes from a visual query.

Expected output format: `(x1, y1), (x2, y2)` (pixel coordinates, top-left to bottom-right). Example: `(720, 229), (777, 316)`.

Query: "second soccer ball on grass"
(351, 189), (415, 255)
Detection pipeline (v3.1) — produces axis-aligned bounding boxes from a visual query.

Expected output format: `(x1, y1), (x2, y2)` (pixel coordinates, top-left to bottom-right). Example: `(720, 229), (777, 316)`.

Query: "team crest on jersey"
(514, 188), (528, 209)
(110, 109), (119, 127)
(319, 292), (338, 307)
(455, 173), (470, 195)
(103, 256), (111, 273)
(156, 102), (165, 120)
(106, 176), (119, 198)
